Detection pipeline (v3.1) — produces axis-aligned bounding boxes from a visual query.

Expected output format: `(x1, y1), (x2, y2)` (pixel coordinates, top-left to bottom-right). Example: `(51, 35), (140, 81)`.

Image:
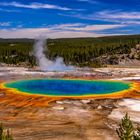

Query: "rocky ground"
(96, 44), (140, 66)
(0, 67), (140, 140)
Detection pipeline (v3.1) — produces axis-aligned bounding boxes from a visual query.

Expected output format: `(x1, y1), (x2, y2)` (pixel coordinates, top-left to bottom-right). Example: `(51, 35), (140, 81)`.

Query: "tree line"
(0, 35), (140, 67)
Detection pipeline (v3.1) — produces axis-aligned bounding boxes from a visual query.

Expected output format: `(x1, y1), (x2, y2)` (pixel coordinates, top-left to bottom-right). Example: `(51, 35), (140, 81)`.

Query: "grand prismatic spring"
(4, 79), (131, 96)
(1, 78), (140, 106)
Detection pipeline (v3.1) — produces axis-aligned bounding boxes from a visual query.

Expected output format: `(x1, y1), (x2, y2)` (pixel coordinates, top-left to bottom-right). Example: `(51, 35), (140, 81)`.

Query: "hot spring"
(4, 79), (131, 97)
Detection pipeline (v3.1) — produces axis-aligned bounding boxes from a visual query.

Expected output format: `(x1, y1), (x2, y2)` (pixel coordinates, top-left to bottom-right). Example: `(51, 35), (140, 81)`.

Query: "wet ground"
(0, 67), (140, 140)
(0, 97), (119, 140)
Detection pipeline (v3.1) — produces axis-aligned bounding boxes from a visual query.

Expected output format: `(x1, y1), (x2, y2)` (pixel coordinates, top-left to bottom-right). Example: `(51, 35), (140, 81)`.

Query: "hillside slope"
(0, 34), (140, 67)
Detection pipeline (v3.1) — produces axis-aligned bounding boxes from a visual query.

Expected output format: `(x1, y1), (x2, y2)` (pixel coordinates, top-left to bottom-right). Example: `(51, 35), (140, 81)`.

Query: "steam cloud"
(34, 37), (74, 71)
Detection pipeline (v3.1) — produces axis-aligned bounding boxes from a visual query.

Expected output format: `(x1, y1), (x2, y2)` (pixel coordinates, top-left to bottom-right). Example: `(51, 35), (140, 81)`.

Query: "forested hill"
(0, 34), (140, 67)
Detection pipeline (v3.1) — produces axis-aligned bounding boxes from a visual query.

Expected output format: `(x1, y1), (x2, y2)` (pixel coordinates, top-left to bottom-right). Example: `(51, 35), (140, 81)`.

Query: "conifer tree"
(0, 123), (13, 140)
(116, 113), (134, 140)
(134, 127), (140, 140)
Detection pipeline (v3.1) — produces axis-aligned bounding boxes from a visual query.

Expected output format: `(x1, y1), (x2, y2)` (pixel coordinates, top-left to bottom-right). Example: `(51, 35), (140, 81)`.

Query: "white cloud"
(51, 24), (125, 31)
(96, 11), (140, 25)
(0, 8), (20, 12)
(60, 10), (140, 25)
(49, 23), (84, 27)
(0, 23), (125, 38)
(0, 2), (72, 11)
(49, 23), (84, 29)
(77, 0), (98, 4)
(98, 11), (140, 19)
(0, 28), (112, 38)
(0, 22), (11, 27)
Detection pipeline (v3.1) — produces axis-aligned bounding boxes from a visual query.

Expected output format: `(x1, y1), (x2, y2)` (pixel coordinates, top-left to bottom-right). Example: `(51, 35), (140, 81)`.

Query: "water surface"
(5, 79), (131, 96)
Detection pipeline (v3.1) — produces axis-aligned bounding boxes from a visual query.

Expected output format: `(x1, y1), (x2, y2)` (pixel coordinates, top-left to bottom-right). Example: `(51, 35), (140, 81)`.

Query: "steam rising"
(34, 37), (74, 71)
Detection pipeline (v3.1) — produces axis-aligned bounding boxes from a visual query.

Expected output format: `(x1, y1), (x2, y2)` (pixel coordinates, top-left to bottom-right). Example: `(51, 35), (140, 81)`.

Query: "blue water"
(5, 79), (131, 96)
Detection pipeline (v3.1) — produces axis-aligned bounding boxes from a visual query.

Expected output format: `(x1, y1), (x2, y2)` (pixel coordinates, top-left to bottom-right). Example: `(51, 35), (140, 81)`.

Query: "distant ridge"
(0, 34), (140, 41)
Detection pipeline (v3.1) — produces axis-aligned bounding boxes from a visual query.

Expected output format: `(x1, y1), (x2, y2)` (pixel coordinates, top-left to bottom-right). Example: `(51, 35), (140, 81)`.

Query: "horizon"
(0, 0), (140, 38)
(0, 34), (140, 40)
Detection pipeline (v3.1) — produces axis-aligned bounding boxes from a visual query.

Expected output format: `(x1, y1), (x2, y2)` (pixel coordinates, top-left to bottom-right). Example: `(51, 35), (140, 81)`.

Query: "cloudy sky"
(0, 0), (140, 38)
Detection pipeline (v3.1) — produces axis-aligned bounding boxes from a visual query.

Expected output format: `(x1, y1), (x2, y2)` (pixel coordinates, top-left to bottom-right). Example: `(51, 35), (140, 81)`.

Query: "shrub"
(0, 123), (13, 140)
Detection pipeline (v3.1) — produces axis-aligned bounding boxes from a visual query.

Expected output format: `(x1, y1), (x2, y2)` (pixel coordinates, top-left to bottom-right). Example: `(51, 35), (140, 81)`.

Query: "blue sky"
(0, 0), (140, 38)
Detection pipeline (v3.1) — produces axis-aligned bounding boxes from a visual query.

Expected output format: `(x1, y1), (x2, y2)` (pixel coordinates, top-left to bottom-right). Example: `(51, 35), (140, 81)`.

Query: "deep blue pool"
(4, 79), (131, 96)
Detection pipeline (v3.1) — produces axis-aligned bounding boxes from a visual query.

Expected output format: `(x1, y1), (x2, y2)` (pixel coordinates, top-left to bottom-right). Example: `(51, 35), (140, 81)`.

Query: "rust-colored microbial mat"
(0, 79), (140, 107)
